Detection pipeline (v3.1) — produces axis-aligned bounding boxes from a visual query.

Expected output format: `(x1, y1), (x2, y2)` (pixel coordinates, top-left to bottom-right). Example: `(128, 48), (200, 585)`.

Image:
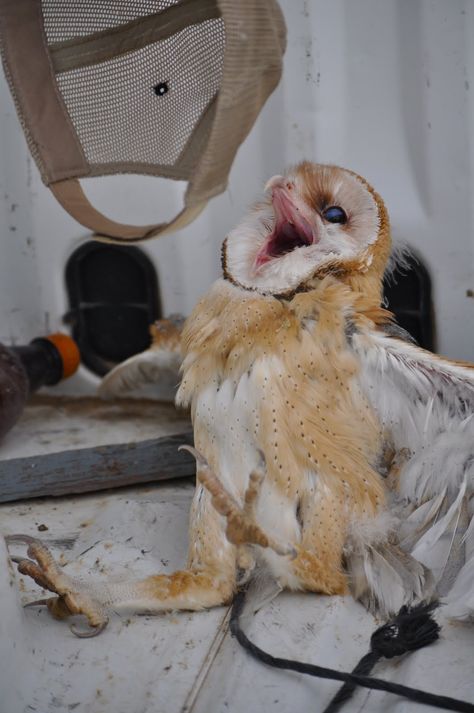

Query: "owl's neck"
(177, 275), (392, 409)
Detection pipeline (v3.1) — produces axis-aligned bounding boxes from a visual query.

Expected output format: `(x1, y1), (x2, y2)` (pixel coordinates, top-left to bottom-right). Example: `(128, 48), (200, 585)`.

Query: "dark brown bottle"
(0, 334), (80, 441)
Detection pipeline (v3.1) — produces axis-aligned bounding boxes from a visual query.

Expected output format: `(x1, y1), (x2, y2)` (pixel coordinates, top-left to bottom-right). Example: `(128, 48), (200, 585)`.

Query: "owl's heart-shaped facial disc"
(222, 162), (386, 296)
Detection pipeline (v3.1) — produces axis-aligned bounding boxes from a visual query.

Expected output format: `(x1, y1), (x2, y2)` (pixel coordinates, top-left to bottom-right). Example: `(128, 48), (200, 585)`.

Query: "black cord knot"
(370, 601), (440, 659)
(231, 591), (474, 712)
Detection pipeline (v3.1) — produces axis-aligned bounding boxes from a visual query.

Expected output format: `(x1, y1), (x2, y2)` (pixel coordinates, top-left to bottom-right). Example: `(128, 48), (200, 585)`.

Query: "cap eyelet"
(154, 82), (169, 96)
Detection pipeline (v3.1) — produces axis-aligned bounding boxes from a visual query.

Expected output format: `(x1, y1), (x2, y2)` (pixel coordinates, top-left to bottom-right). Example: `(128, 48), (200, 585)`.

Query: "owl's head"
(222, 162), (391, 300)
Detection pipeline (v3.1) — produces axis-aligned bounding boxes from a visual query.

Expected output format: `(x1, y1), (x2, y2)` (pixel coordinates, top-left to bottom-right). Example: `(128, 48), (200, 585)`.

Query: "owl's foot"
(6, 534), (108, 637)
(180, 446), (296, 559)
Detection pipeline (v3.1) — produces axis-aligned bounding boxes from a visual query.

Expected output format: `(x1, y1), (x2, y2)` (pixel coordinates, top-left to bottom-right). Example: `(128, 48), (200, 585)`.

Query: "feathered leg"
(6, 482), (238, 637)
(182, 446), (296, 562)
(285, 488), (349, 595)
(186, 448), (347, 595)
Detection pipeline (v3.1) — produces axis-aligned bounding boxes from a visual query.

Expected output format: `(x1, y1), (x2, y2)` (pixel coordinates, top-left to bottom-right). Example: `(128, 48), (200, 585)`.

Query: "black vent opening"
(383, 249), (435, 351)
(65, 242), (161, 376)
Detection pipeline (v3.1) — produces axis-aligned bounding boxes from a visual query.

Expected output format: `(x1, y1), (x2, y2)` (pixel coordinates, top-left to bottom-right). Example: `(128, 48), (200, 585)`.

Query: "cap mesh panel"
(0, 0), (286, 239)
(54, 19), (225, 168)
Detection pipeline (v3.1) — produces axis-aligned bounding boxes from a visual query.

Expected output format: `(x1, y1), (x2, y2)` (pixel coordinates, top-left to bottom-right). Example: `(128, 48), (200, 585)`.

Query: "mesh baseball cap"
(0, 0), (286, 242)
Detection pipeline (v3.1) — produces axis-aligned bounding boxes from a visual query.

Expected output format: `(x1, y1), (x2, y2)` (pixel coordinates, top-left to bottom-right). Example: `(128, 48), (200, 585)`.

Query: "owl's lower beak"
(255, 177), (316, 269)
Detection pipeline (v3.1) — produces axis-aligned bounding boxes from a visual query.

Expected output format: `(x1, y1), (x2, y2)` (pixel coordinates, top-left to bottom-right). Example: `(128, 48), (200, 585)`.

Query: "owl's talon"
(5, 533), (42, 547)
(70, 619), (108, 638)
(9, 555), (35, 565)
(184, 447), (296, 559)
(24, 598), (54, 608)
(6, 534), (108, 636)
(178, 444), (207, 467)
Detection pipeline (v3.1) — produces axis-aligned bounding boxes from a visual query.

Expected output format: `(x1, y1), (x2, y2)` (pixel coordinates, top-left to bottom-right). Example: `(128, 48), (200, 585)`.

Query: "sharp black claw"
(70, 618), (108, 638)
(179, 444), (209, 468)
(24, 598), (54, 608)
(5, 534), (42, 547)
(9, 555), (35, 565)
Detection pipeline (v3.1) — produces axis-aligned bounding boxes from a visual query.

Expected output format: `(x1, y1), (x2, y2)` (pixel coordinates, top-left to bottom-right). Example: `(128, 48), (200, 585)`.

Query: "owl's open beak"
(255, 177), (316, 269)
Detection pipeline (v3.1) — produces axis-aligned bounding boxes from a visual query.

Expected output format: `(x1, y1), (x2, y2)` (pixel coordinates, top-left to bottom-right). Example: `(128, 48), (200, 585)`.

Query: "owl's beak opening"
(255, 180), (316, 269)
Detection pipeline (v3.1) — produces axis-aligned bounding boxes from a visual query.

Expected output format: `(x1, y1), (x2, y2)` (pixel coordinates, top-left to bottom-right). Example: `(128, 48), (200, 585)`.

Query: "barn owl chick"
(7, 162), (474, 635)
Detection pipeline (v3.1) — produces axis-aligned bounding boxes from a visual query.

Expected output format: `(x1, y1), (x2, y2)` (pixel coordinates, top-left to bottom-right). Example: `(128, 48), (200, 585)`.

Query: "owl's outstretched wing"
(98, 316), (184, 399)
(353, 328), (474, 619)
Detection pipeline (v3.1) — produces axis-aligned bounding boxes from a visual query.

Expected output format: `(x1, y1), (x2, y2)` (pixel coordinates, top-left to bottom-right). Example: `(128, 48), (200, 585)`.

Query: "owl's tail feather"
(344, 512), (433, 618)
(443, 552), (474, 620)
(440, 509), (474, 620)
(397, 473), (474, 620)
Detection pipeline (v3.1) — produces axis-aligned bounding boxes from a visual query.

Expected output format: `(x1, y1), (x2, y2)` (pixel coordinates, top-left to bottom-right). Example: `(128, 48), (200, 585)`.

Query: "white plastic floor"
(1, 479), (473, 713)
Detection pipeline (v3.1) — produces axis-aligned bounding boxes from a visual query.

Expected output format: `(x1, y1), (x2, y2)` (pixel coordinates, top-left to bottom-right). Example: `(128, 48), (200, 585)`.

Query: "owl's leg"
(286, 489), (349, 595)
(183, 446), (296, 561)
(6, 484), (237, 637)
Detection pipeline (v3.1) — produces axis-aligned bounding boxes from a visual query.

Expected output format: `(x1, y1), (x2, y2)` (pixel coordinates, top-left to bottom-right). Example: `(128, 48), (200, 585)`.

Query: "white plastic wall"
(0, 0), (473, 395)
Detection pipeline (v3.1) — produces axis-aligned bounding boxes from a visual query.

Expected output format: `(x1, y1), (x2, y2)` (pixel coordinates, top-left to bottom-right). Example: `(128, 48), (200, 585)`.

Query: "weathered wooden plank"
(0, 432), (195, 502)
(0, 396), (195, 502)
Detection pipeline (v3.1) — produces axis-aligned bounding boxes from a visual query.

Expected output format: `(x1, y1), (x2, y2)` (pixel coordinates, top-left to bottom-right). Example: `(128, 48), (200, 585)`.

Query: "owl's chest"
(191, 342), (379, 501)
(180, 281), (383, 500)
(192, 370), (262, 496)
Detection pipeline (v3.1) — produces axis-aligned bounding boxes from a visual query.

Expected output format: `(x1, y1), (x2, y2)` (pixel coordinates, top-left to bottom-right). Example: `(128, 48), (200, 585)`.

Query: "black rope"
(323, 602), (441, 713)
(229, 590), (474, 713)
(322, 650), (379, 712)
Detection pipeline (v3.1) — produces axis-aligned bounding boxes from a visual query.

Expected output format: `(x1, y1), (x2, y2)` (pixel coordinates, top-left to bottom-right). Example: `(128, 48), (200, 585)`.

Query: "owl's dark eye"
(323, 206), (347, 224)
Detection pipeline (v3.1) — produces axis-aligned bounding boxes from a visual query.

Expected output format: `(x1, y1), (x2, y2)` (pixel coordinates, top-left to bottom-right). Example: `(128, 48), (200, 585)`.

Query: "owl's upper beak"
(264, 174), (285, 193)
(255, 176), (316, 269)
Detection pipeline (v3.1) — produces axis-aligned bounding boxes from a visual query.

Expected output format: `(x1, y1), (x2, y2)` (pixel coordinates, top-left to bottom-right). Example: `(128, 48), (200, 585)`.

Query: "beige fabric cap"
(0, 0), (286, 242)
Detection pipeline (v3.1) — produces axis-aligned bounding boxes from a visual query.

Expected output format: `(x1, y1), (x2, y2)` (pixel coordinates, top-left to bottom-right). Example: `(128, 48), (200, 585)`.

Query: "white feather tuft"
(443, 556), (474, 620)
(383, 241), (415, 285)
